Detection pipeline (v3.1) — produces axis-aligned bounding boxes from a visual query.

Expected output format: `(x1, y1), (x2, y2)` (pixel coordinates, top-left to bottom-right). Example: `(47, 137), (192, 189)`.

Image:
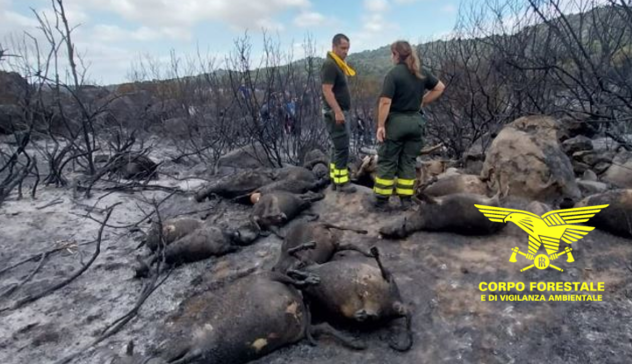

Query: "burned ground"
(1, 167), (631, 364)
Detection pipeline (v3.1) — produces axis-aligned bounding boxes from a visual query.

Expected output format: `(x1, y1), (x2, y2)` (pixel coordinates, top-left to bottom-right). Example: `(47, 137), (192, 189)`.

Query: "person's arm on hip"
(376, 97), (391, 143)
(322, 84), (345, 125)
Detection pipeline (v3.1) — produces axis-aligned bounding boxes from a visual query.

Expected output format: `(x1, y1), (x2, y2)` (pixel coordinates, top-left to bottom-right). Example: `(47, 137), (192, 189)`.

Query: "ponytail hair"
(391, 40), (423, 79)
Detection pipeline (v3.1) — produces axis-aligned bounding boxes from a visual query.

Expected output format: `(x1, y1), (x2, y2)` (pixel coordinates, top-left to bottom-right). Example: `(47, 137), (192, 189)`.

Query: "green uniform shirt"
(321, 54), (351, 111)
(380, 63), (439, 113)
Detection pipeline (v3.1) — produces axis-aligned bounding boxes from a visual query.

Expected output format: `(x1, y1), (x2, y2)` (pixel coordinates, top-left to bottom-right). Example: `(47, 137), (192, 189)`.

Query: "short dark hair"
(332, 33), (350, 46)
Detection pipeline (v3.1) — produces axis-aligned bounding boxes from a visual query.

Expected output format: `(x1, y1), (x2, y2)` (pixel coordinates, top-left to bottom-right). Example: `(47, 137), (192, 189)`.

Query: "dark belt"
(389, 110), (421, 117)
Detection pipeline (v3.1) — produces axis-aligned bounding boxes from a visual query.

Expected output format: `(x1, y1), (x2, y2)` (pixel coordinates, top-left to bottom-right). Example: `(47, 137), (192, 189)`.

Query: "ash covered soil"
(1, 160), (632, 364)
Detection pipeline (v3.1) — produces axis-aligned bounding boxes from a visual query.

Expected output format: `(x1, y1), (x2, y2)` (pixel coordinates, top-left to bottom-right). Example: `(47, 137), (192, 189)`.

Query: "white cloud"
(0, 3), (48, 65)
(58, 7), (90, 24)
(0, 0), (15, 12)
(363, 13), (387, 32)
(253, 18), (286, 32)
(294, 11), (326, 27)
(62, 0), (309, 32)
(1, 9), (37, 29)
(9, 0), (312, 48)
(91, 24), (127, 42)
(393, 0), (418, 3)
(91, 24), (191, 42)
(74, 42), (136, 84)
(364, 0), (389, 13)
(0, 1), (39, 39)
(1, 0), (314, 84)
(1, 1), (88, 49)
(441, 4), (457, 14)
(29, 1), (92, 25)
(349, 0), (400, 51)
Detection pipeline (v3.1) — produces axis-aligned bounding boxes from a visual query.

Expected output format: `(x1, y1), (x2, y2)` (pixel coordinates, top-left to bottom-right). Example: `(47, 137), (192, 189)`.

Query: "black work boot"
(371, 195), (390, 212)
(400, 196), (414, 211)
(337, 182), (357, 194)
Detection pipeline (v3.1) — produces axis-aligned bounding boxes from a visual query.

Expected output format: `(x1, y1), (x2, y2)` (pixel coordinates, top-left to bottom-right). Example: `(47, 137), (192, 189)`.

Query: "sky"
(0, 0), (462, 85)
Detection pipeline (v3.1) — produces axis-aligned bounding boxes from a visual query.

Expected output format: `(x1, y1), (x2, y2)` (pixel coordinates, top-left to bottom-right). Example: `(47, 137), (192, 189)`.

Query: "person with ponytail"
(372, 40), (445, 211)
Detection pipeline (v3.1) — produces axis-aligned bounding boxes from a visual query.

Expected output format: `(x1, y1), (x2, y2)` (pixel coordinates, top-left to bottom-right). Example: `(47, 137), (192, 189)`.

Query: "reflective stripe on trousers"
(395, 178), (415, 196)
(373, 177), (394, 196)
(330, 163), (350, 184)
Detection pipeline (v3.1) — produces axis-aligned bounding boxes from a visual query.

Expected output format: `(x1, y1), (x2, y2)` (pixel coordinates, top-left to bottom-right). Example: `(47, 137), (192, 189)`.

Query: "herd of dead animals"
(107, 124), (632, 364)
(113, 152), (416, 363)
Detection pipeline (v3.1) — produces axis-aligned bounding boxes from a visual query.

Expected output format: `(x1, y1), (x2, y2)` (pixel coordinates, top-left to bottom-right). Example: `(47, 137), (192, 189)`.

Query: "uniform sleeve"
(422, 68), (439, 90)
(380, 71), (396, 99)
(321, 62), (337, 85)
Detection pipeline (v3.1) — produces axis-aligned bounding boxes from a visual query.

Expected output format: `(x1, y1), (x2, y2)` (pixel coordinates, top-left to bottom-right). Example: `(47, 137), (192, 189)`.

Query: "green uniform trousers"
(374, 112), (425, 198)
(323, 108), (352, 185)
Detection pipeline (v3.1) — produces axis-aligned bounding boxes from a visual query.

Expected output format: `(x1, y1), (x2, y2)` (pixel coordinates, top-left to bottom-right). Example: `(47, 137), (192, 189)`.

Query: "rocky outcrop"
(480, 115), (580, 202)
(602, 151), (632, 189)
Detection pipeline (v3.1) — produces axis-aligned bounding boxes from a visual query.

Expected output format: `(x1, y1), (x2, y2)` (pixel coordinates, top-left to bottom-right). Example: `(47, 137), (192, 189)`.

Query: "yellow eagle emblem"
(475, 204), (609, 272)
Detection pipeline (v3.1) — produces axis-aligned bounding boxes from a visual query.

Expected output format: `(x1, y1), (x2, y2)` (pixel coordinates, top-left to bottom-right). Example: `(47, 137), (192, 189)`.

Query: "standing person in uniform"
(321, 33), (357, 193)
(372, 40), (445, 210)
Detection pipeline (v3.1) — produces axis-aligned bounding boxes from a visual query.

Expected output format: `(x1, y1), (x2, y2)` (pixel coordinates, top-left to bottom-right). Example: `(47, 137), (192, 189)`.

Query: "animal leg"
(249, 215), (262, 231)
(249, 215), (271, 237)
(303, 213), (319, 222)
(287, 241), (317, 257)
(310, 322), (367, 350)
(370, 246), (393, 282)
(300, 191), (325, 203)
(304, 301), (318, 347)
(293, 273), (321, 287)
(273, 270), (320, 288)
(322, 223), (368, 234)
(285, 268), (315, 281)
(285, 243), (318, 271)
(336, 243), (373, 258)
(353, 309), (377, 322)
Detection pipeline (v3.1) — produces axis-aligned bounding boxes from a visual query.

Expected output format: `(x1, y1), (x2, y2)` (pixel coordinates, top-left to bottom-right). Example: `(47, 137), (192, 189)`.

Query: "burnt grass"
(1, 171), (631, 364)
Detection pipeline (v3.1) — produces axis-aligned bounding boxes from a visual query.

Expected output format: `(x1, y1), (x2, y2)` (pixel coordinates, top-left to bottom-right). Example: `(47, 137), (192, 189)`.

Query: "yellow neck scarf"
(328, 51), (356, 76)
